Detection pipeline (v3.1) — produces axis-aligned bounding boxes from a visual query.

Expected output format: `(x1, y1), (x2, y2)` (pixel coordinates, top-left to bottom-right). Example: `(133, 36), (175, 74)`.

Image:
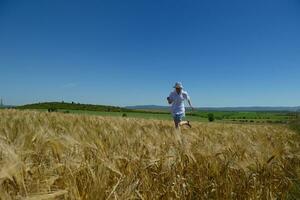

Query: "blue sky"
(0, 0), (299, 107)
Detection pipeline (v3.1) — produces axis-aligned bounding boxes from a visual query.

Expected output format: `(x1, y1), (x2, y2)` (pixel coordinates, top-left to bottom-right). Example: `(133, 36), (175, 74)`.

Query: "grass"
(20, 109), (210, 122)
(67, 110), (210, 122)
(18, 108), (297, 124)
(0, 109), (299, 199)
(16, 101), (298, 123)
(289, 118), (300, 135)
(17, 101), (132, 112)
(189, 111), (295, 122)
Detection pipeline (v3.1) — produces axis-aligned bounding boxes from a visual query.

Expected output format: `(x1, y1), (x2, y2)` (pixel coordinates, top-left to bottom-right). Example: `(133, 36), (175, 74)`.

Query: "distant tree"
(122, 113), (127, 117)
(208, 113), (215, 122)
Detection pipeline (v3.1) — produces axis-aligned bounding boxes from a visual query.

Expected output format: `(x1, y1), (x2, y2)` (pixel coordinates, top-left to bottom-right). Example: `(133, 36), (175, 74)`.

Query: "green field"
(15, 102), (299, 123)
(21, 109), (208, 122)
(189, 111), (296, 123)
(17, 108), (298, 125)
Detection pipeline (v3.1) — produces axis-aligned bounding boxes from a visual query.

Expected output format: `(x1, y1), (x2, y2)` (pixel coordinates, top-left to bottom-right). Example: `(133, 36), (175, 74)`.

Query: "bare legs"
(174, 120), (191, 129)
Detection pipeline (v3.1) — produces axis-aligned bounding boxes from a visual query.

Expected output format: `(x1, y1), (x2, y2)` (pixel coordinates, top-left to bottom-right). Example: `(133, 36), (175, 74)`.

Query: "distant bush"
(122, 113), (127, 117)
(48, 108), (57, 112)
(208, 113), (215, 122)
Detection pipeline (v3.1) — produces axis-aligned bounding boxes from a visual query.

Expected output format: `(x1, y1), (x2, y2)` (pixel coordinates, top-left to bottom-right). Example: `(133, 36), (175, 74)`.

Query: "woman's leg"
(173, 114), (191, 128)
(179, 120), (192, 128)
(174, 120), (180, 129)
(173, 114), (181, 129)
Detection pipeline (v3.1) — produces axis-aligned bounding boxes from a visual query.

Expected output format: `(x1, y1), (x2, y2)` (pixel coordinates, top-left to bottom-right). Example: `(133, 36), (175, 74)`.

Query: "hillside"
(17, 102), (132, 112)
(17, 102), (170, 115)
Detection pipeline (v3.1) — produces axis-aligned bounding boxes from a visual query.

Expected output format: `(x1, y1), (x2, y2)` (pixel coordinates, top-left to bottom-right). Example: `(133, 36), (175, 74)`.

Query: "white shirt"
(168, 90), (190, 116)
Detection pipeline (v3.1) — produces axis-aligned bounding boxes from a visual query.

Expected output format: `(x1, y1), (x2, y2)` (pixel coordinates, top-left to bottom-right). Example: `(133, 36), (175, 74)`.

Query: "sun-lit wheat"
(0, 109), (299, 199)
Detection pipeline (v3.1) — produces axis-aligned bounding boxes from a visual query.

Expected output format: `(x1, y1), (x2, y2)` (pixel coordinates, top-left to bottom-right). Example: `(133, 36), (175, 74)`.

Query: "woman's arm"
(187, 99), (195, 110)
(167, 97), (173, 104)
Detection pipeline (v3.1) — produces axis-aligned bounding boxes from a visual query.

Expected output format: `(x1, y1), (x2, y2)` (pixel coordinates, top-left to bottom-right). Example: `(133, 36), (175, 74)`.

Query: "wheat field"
(0, 109), (299, 199)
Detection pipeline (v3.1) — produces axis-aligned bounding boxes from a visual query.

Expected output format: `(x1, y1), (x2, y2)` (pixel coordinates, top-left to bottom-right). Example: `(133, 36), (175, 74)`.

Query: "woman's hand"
(188, 100), (195, 111)
(167, 97), (172, 104)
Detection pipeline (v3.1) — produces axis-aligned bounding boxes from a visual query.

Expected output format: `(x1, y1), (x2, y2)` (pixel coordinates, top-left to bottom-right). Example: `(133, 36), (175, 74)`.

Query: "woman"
(167, 82), (194, 129)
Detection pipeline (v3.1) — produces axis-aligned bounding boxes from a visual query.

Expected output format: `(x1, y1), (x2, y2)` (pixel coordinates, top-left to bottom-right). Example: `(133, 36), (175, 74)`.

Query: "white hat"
(173, 82), (183, 89)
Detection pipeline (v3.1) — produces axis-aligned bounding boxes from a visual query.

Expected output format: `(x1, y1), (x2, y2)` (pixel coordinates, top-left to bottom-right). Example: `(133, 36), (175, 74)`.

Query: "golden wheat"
(0, 109), (299, 199)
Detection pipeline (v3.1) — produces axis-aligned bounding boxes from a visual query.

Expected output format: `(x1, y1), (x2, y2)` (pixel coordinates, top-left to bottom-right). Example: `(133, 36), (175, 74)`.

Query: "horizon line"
(3, 101), (299, 108)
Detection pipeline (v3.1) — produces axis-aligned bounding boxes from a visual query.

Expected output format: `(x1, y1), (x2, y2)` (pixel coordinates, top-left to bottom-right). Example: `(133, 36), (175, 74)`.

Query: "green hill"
(16, 102), (169, 115)
(17, 102), (132, 112)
